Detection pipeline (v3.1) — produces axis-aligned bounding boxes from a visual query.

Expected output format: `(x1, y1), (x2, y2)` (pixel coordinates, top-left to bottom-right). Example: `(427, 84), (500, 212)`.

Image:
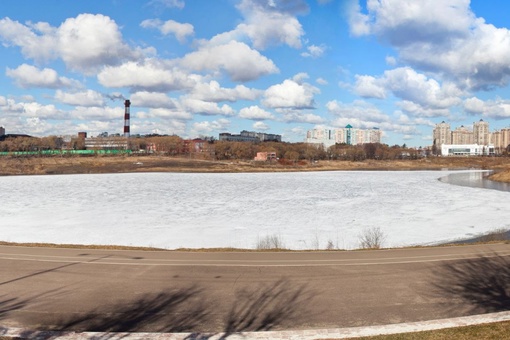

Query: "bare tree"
(358, 227), (386, 249)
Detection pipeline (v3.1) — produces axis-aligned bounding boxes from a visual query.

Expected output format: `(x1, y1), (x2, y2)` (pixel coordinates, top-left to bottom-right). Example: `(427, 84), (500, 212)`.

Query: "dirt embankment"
(1, 155), (510, 182)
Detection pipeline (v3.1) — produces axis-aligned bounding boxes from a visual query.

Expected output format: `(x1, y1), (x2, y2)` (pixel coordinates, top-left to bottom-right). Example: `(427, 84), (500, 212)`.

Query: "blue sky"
(1, 0), (510, 147)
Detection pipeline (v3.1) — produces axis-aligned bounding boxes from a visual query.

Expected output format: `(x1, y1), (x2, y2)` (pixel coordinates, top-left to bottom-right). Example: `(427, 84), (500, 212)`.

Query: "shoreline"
(1, 155), (510, 182)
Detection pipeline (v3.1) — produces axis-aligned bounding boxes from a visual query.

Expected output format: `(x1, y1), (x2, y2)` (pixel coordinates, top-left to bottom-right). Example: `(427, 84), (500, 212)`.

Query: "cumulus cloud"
(141, 19), (194, 43)
(188, 81), (262, 102)
(301, 44), (326, 58)
(148, 0), (185, 9)
(206, 0), (306, 50)
(253, 121), (269, 130)
(55, 90), (105, 107)
(326, 99), (390, 123)
(180, 41), (278, 82)
(130, 91), (177, 109)
(98, 59), (196, 92)
(464, 97), (510, 119)
(69, 106), (124, 120)
(6, 64), (80, 89)
(190, 118), (230, 135)
(145, 108), (192, 121)
(347, 0), (510, 90)
(180, 98), (235, 116)
(0, 14), (143, 75)
(281, 112), (324, 124)
(354, 67), (464, 116)
(239, 105), (274, 120)
(262, 77), (319, 109)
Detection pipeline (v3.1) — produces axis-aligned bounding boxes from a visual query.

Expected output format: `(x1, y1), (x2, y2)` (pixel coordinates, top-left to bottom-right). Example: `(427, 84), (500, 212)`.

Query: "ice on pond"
(0, 170), (508, 250)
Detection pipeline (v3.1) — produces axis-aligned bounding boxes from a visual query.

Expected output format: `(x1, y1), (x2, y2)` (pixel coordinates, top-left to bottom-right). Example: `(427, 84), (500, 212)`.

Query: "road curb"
(2, 311), (510, 339)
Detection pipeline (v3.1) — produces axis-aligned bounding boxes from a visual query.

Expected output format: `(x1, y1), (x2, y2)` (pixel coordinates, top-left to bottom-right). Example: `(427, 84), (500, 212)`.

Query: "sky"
(0, 0), (510, 147)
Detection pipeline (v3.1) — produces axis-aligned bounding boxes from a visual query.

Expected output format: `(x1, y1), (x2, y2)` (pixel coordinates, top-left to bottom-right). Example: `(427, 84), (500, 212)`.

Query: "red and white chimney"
(124, 99), (131, 138)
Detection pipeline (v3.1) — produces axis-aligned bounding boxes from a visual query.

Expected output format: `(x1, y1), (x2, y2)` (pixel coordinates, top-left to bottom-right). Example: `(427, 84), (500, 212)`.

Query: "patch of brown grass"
(328, 320), (510, 340)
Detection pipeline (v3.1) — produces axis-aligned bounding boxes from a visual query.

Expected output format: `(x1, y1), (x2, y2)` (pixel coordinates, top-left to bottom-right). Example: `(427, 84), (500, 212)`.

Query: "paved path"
(1, 244), (509, 336)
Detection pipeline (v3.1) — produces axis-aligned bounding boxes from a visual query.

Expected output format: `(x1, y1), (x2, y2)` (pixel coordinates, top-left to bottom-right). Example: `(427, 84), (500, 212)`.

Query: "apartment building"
(432, 121), (451, 146)
(306, 125), (382, 148)
(451, 125), (474, 145)
(473, 119), (490, 145)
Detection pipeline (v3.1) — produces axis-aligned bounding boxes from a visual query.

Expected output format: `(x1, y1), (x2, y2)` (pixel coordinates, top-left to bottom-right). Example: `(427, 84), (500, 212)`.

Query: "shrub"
(358, 227), (386, 249)
(256, 234), (285, 250)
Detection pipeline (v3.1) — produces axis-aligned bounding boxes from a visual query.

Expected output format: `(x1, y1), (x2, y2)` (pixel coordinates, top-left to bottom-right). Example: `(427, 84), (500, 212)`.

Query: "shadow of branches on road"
(219, 278), (315, 339)
(0, 296), (27, 336)
(44, 285), (209, 336)
(14, 278), (316, 339)
(432, 254), (510, 314)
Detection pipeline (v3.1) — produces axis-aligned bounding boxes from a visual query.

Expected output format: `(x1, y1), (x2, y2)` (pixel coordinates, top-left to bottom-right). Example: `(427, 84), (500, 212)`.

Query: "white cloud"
(316, 77), (328, 85)
(190, 118), (230, 136)
(70, 106), (124, 120)
(6, 64), (80, 89)
(353, 75), (386, 99)
(180, 98), (235, 116)
(180, 41), (279, 82)
(239, 105), (274, 120)
(464, 97), (510, 119)
(281, 112), (324, 124)
(347, 0), (510, 90)
(131, 91), (177, 109)
(301, 44), (326, 58)
(141, 19), (194, 43)
(188, 81), (261, 102)
(55, 90), (105, 107)
(262, 78), (319, 109)
(98, 59), (196, 92)
(326, 99), (390, 123)
(0, 14), (142, 75)
(148, 0), (185, 9)
(206, 0), (306, 50)
(147, 108), (192, 120)
(253, 121), (269, 130)
(354, 67), (464, 116)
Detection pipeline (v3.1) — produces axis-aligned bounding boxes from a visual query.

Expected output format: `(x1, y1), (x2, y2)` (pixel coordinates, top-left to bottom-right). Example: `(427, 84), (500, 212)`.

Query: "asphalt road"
(1, 243), (510, 334)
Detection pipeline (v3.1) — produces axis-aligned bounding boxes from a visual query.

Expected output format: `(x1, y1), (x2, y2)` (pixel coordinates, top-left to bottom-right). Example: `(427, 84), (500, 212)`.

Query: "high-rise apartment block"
(451, 125), (473, 145)
(0, 126), (5, 137)
(432, 121), (451, 146)
(434, 119), (510, 155)
(306, 125), (381, 148)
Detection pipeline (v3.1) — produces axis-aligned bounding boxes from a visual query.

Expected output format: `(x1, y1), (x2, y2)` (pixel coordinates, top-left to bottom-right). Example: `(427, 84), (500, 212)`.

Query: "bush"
(358, 227), (386, 249)
(256, 234), (285, 250)
(478, 228), (510, 243)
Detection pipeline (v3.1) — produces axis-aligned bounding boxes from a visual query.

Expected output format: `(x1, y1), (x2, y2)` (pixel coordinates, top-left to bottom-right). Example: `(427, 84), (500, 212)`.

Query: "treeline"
(0, 135), (424, 161)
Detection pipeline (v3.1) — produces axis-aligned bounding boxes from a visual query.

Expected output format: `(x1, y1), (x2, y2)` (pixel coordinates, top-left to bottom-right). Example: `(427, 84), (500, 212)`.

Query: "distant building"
(0, 126), (5, 137)
(84, 137), (128, 150)
(433, 121), (451, 147)
(473, 119), (490, 145)
(451, 125), (473, 145)
(441, 144), (495, 156)
(305, 125), (381, 148)
(254, 152), (277, 161)
(219, 130), (282, 142)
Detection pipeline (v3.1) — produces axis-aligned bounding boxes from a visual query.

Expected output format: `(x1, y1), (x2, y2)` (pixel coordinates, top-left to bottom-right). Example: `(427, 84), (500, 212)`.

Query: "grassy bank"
(1, 155), (510, 181)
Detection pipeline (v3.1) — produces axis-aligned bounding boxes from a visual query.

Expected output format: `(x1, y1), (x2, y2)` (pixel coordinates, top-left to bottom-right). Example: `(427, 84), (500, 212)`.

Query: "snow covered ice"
(0, 170), (508, 250)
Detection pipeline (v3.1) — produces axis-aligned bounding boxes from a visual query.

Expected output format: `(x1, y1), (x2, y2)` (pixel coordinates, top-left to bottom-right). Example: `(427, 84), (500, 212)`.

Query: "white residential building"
(305, 125), (381, 148)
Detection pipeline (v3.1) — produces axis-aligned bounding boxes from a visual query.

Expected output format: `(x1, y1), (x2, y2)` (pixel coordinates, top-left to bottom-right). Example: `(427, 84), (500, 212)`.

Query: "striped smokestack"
(124, 99), (131, 138)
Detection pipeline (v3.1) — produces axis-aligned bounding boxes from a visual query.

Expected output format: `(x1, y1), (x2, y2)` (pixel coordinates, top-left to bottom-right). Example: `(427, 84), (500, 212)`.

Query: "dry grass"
(1, 155), (510, 179)
(331, 320), (510, 340)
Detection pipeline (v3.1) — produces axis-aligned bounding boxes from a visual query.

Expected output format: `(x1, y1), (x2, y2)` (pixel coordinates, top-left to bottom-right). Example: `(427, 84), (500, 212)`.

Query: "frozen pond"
(0, 170), (509, 250)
